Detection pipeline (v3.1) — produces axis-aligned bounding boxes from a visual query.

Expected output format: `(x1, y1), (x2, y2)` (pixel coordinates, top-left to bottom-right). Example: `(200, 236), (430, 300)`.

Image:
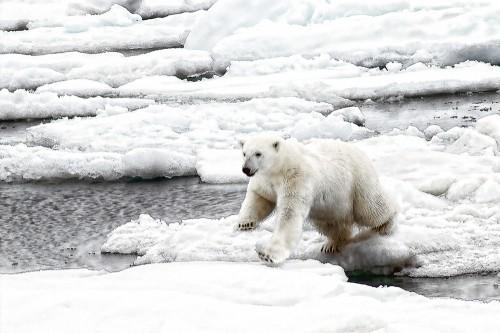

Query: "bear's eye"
(255, 152), (262, 158)
(243, 152), (246, 157)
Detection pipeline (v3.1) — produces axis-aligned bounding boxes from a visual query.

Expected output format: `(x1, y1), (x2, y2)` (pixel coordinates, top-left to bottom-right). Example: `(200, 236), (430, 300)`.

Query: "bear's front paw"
(255, 241), (289, 266)
(234, 221), (257, 231)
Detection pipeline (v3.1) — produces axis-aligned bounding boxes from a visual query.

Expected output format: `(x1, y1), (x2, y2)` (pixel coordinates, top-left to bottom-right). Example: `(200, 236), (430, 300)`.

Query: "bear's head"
(239, 134), (284, 177)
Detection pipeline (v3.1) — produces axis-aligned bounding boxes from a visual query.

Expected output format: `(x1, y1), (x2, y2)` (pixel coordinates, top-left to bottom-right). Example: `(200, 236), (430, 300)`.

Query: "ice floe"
(3, 261), (500, 333)
(117, 61), (500, 103)
(186, 0), (500, 67)
(0, 9), (197, 55)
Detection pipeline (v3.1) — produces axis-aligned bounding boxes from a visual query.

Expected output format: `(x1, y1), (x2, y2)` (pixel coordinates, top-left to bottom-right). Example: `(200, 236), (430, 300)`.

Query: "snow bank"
(0, 49), (219, 90)
(0, 12), (192, 55)
(186, 0), (500, 67)
(3, 261), (500, 333)
(0, 89), (154, 120)
(119, 61), (500, 103)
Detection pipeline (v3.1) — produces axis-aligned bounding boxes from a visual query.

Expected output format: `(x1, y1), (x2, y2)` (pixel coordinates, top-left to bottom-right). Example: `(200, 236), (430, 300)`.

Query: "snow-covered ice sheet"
(101, 116), (500, 277)
(0, 8), (197, 55)
(186, 0), (500, 67)
(118, 61), (500, 103)
(0, 49), (219, 90)
(0, 89), (154, 120)
(2, 261), (499, 333)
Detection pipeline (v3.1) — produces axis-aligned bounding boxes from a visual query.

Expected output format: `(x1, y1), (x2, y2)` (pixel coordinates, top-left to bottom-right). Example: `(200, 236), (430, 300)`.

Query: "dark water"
(0, 177), (246, 273)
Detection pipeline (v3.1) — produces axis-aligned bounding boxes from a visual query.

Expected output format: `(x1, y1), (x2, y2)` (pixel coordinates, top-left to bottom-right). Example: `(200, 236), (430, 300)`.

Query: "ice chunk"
(385, 62), (402, 73)
(331, 106), (366, 126)
(423, 124), (444, 140)
(0, 89), (154, 120)
(137, 0), (216, 19)
(196, 149), (247, 184)
(123, 149), (196, 179)
(36, 79), (115, 97)
(476, 114), (500, 144)
(6, 68), (65, 91)
(446, 129), (497, 156)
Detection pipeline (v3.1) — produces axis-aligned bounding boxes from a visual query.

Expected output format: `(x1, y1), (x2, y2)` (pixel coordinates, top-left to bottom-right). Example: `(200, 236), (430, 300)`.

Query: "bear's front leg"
(256, 192), (310, 265)
(234, 190), (274, 231)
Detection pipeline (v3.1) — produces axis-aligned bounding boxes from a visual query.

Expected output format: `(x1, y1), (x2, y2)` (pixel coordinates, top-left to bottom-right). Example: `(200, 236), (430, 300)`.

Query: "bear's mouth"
(242, 167), (256, 177)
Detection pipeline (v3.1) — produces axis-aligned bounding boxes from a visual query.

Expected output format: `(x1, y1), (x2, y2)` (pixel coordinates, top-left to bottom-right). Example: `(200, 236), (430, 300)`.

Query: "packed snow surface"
(2, 261), (500, 333)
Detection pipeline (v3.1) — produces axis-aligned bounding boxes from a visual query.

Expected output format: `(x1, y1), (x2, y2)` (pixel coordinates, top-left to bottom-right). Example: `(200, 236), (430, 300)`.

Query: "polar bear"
(235, 133), (397, 265)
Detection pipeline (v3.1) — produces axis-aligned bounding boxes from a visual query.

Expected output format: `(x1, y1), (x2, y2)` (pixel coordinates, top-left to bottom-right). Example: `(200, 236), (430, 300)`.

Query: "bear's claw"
(257, 251), (274, 264)
(236, 222), (256, 231)
(320, 242), (337, 254)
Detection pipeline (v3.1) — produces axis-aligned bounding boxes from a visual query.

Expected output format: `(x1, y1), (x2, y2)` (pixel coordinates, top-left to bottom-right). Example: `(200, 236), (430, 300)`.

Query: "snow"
(186, 0), (500, 67)
(0, 10), (196, 55)
(0, 49), (219, 90)
(2, 261), (499, 333)
(0, 89), (154, 120)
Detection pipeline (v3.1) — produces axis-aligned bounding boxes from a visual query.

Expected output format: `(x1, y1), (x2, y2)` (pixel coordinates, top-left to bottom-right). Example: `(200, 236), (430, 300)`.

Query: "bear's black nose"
(242, 167), (252, 176)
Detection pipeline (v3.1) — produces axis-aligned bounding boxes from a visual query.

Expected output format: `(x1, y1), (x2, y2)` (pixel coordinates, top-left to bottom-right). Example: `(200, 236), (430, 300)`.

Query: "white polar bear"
(236, 133), (397, 265)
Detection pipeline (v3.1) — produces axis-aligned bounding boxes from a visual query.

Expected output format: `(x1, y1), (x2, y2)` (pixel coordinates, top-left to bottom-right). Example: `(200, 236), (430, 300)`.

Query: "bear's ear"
(238, 139), (245, 148)
(272, 141), (279, 151)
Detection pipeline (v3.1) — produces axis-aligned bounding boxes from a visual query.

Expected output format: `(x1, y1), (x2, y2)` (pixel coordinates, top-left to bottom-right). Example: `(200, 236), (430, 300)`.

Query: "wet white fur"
(236, 134), (398, 265)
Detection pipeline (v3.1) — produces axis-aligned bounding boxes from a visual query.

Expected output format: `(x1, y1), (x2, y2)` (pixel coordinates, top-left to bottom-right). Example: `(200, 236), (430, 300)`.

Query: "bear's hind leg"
(372, 215), (395, 235)
(317, 221), (352, 254)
